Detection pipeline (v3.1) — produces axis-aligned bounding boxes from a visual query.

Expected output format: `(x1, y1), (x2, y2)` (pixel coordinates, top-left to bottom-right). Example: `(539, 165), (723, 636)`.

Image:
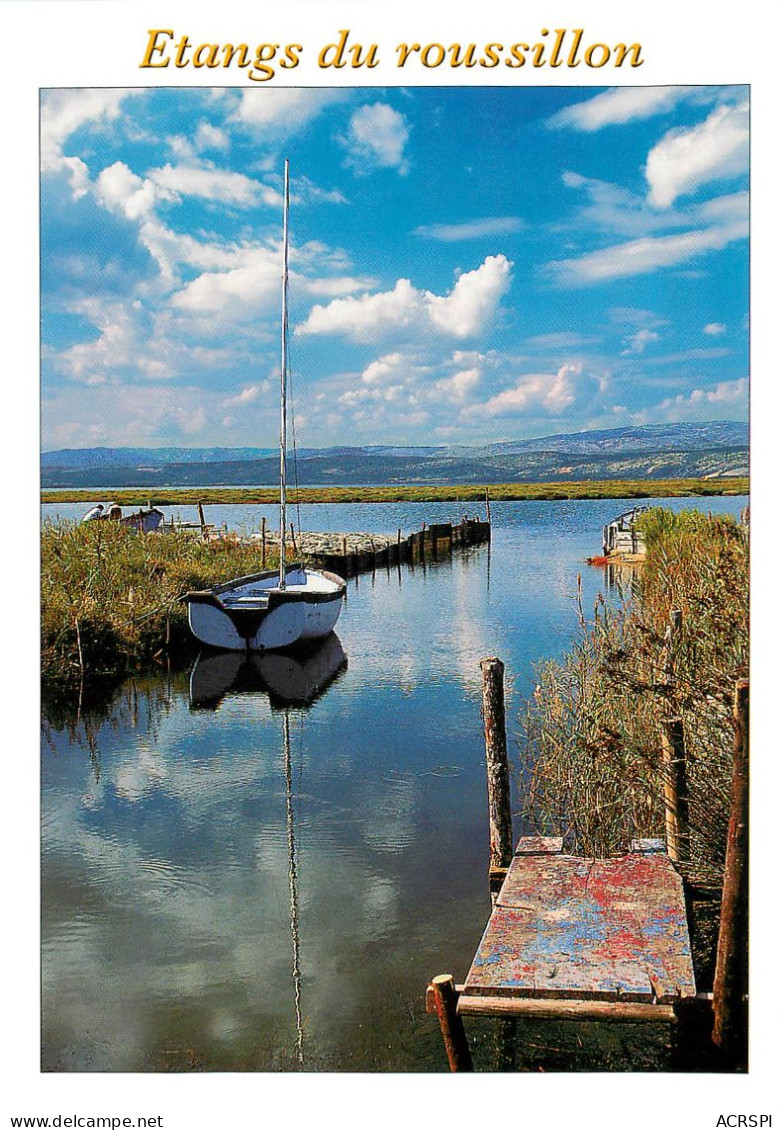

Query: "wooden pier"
(427, 658), (749, 1072)
(427, 837), (697, 1069)
(261, 516), (491, 578)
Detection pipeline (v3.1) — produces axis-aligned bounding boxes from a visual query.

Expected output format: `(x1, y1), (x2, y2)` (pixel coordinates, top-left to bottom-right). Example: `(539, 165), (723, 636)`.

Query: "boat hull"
(185, 567), (345, 652)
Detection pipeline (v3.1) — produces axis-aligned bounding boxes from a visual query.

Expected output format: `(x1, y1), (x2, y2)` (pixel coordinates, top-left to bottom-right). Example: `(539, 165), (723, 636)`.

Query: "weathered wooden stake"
(712, 679), (749, 1062)
(484, 487), (491, 525)
(261, 517), (267, 567)
(480, 657), (513, 882)
(429, 974), (473, 1072)
(661, 716), (690, 863)
(197, 500), (206, 533)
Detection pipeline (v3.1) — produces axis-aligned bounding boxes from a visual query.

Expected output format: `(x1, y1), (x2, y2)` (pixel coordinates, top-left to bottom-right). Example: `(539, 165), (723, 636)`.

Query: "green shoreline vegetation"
(42, 520), (279, 691)
(522, 506), (748, 892)
(41, 476), (748, 508)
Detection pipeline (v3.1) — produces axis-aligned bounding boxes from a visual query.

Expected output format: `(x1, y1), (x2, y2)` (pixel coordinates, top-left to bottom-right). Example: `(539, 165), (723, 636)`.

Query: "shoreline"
(41, 476), (749, 508)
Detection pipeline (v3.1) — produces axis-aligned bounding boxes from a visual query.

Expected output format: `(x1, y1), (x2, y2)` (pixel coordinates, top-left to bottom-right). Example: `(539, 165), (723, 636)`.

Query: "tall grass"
(41, 477), (749, 509)
(521, 508), (749, 886)
(41, 520), (279, 690)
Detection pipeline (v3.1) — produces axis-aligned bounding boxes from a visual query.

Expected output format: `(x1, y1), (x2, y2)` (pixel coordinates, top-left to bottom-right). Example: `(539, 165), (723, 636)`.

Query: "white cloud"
(621, 329), (660, 356)
(41, 89), (132, 177)
(654, 377), (748, 418)
(646, 101), (749, 208)
(221, 383), (269, 407)
(413, 217), (523, 241)
(196, 122), (229, 153)
(233, 89), (346, 135)
(170, 248), (282, 318)
(470, 363), (606, 418)
(427, 256), (512, 336)
(298, 255), (512, 343)
(340, 103), (410, 174)
(433, 367), (482, 403)
(147, 163), (278, 208)
(703, 322), (727, 335)
(547, 87), (693, 132)
(95, 162), (158, 222)
(52, 298), (171, 385)
(546, 214), (747, 285)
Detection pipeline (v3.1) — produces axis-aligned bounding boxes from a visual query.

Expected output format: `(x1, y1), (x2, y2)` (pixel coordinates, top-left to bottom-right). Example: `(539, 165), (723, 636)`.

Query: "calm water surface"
(41, 496), (745, 1071)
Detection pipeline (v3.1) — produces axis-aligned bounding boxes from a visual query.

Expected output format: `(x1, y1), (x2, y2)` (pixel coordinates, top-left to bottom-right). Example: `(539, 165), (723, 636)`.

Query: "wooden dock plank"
(464, 848), (696, 1005)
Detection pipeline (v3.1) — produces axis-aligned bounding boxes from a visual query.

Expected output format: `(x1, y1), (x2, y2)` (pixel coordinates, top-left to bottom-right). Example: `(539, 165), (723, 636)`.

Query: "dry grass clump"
(41, 520), (278, 689)
(521, 509), (748, 885)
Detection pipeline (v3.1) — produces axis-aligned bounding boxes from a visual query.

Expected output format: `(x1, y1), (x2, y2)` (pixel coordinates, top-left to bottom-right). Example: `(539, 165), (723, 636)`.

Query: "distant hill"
(41, 420), (748, 488)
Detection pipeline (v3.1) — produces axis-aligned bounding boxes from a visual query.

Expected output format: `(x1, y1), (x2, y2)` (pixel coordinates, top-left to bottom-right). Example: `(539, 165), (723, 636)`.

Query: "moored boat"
(184, 160), (346, 651)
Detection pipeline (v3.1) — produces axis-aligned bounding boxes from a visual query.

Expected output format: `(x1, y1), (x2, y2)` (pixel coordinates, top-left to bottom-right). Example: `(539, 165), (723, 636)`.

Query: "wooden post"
(484, 487), (491, 525)
(197, 500), (206, 531)
(712, 679), (749, 1063)
(429, 975), (473, 1072)
(261, 517), (267, 567)
(290, 522), (297, 556)
(480, 657), (513, 884)
(661, 716), (690, 863)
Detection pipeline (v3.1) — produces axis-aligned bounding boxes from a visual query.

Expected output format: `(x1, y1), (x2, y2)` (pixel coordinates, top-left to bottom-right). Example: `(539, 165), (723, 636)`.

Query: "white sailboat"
(185, 161), (346, 652)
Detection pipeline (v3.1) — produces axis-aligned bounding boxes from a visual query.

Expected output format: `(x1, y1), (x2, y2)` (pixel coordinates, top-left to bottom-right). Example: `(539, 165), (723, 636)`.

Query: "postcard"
(3, 0), (779, 1127)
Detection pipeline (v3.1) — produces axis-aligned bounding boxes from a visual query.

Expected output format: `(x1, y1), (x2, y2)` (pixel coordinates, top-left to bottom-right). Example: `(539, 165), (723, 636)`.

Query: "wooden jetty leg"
(480, 657), (513, 889)
(712, 679), (749, 1064)
(661, 716), (690, 863)
(197, 500), (206, 536)
(429, 975), (473, 1072)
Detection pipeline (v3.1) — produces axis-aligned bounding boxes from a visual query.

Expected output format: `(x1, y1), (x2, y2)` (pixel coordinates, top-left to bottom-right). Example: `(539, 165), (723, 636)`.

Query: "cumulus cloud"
(340, 104), (410, 174)
(233, 88), (346, 135)
(95, 162), (157, 221)
(646, 101), (749, 208)
(52, 298), (170, 385)
(703, 322), (727, 335)
(469, 363), (607, 418)
(298, 255), (512, 342)
(170, 248), (282, 318)
(547, 87), (694, 132)
(654, 377), (748, 418)
(41, 89), (132, 181)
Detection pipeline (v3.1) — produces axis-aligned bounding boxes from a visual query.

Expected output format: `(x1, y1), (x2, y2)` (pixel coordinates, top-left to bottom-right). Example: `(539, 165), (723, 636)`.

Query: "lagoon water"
(41, 496), (746, 1071)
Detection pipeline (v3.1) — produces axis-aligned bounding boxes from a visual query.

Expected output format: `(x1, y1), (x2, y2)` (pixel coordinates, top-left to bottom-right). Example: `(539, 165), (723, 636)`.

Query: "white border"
(3, 2), (779, 1127)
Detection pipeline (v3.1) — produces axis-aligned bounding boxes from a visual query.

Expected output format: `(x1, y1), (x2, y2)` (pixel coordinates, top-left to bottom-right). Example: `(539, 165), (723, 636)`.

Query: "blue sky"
(40, 85), (749, 451)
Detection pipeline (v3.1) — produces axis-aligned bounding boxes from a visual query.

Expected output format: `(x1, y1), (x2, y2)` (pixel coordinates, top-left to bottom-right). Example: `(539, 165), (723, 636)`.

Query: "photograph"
(3, 0), (779, 1124)
(39, 82), (749, 1074)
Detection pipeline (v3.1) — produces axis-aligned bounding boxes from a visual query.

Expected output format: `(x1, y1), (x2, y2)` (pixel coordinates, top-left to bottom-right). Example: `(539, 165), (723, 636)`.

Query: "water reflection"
(189, 634), (347, 712)
(189, 634), (348, 1066)
(42, 496), (748, 1072)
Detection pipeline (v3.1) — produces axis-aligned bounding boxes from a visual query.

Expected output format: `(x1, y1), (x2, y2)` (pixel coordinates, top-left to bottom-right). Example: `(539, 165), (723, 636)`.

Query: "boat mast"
(279, 159), (290, 588)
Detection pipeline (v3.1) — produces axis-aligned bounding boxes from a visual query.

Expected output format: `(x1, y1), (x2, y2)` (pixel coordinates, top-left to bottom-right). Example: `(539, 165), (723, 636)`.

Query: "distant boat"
(81, 502), (164, 533)
(184, 160), (345, 652)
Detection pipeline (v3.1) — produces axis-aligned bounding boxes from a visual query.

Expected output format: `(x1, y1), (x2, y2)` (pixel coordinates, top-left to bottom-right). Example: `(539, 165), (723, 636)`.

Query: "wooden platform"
(459, 836), (695, 1021)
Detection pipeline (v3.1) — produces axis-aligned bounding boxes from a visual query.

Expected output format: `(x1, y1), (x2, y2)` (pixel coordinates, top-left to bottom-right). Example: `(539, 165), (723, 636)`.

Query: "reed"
(41, 520), (279, 690)
(41, 477), (748, 509)
(521, 508), (749, 888)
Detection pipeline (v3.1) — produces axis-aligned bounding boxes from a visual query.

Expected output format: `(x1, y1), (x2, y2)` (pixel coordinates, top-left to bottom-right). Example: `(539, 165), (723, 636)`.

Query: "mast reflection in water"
(190, 634), (347, 1067)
